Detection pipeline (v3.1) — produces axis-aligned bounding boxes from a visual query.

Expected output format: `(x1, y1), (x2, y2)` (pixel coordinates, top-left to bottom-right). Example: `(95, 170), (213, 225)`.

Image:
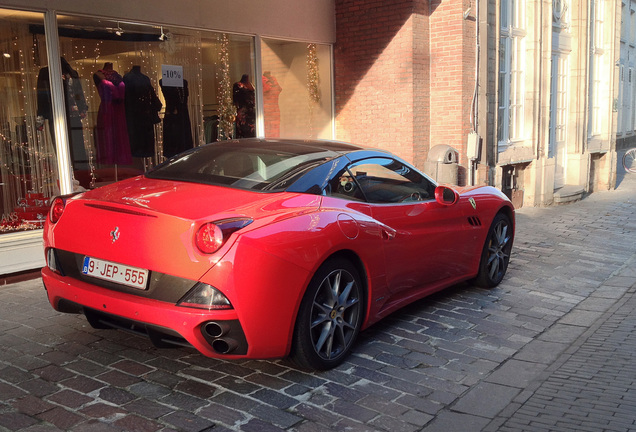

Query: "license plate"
(82, 256), (148, 290)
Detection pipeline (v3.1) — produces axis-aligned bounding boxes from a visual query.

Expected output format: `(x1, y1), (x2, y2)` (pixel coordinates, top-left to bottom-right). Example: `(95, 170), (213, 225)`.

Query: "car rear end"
(42, 179), (263, 357)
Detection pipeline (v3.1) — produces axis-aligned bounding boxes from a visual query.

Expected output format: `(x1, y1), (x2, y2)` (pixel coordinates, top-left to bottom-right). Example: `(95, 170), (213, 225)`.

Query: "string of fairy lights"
(194, 35), (205, 148)
(306, 43), (320, 139)
(216, 33), (235, 141)
(307, 43), (320, 105)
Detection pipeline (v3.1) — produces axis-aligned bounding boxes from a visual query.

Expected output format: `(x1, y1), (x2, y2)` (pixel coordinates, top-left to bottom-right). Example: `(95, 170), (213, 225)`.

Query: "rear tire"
(291, 258), (363, 370)
(474, 213), (513, 288)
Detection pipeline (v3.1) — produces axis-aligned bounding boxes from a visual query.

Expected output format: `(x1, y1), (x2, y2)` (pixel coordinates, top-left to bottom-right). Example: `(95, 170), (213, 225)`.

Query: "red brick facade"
(335, 0), (476, 185)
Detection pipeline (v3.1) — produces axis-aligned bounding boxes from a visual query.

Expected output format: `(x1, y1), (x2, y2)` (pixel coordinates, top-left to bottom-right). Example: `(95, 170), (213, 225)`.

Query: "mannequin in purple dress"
(93, 62), (131, 165)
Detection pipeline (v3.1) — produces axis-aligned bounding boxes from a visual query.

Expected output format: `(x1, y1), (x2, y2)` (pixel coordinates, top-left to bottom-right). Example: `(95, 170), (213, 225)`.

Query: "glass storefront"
(51, 15), (256, 189)
(0, 9), (52, 235)
(0, 8), (333, 258)
(261, 39), (333, 139)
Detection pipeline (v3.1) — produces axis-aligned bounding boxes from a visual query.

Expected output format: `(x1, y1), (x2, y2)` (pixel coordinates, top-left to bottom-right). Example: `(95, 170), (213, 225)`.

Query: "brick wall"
(334, 0), (422, 164)
(335, 0), (476, 185)
(429, 0), (475, 185)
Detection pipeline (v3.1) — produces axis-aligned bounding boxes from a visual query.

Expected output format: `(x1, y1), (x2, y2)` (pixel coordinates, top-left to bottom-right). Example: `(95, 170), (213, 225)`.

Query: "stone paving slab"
(0, 173), (635, 431)
(489, 282), (636, 432)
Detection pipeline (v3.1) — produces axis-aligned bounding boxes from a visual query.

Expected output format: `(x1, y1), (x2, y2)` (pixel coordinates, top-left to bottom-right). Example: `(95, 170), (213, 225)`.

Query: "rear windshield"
(146, 142), (338, 191)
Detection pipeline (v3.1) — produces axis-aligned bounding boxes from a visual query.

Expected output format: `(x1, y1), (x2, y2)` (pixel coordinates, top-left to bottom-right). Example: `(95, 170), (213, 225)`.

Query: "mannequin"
(262, 71), (282, 137)
(94, 62), (131, 165)
(123, 65), (162, 159)
(36, 57), (88, 166)
(160, 78), (193, 157)
(233, 74), (256, 138)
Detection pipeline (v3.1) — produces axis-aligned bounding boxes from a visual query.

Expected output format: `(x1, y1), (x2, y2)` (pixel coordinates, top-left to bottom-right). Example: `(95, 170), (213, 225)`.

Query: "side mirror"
(434, 185), (459, 206)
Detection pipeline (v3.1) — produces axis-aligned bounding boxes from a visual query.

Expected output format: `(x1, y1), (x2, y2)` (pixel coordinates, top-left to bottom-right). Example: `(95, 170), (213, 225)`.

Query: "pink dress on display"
(262, 73), (282, 137)
(94, 68), (132, 165)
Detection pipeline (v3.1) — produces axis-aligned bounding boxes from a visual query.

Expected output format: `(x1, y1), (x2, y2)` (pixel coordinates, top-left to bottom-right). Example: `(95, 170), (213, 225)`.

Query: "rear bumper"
(41, 267), (251, 358)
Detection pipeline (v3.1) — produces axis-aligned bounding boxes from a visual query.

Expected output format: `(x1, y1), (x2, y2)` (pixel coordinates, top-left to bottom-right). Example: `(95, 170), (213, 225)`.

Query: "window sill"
(497, 143), (535, 165)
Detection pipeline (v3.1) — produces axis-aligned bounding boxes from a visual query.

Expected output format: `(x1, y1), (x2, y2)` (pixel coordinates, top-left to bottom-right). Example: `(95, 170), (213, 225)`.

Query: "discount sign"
(161, 65), (184, 87)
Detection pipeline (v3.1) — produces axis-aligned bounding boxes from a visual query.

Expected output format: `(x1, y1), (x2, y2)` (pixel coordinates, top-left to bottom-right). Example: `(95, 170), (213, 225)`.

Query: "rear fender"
(199, 209), (387, 358)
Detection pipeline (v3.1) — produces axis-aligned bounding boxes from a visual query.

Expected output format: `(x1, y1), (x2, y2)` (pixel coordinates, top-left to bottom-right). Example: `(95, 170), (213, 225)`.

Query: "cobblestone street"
(1, 171), (635, 432)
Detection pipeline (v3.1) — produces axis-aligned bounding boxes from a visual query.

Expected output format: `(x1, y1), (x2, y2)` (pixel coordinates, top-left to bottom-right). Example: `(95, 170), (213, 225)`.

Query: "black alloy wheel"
(474, 212), (513, 288)
(291, 258), (363, 370)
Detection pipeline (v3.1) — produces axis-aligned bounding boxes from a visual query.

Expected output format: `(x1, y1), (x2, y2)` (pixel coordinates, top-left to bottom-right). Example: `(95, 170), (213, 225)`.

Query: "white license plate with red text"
(82, 256), (148, 289)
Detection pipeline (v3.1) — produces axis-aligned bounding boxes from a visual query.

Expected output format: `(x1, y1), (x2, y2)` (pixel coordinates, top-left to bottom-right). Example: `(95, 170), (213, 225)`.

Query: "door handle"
(382, 228), (396, 240)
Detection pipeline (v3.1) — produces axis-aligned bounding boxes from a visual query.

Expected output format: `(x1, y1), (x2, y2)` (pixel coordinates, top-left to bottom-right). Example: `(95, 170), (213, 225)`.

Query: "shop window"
(201, 33), (255, 142)
(41, 15), (254, 189)
(261, 39), (333, 139)
(0, 9), (54, 235)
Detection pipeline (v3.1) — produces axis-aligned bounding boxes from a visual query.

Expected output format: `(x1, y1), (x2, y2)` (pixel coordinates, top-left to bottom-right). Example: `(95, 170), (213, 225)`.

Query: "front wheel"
(474, 213), (513, 288)
(291, 258), (364, 370)
(623, 148), (636, 173)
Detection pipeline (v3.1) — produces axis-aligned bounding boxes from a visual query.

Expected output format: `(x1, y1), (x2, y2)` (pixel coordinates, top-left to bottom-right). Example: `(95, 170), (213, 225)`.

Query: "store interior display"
(1, 15), (58, 234)
(261, 39), (332, 139)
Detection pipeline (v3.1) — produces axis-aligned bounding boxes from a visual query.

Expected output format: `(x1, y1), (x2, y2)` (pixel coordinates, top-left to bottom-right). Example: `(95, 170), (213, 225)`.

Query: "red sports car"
(42, 138), (514, 370)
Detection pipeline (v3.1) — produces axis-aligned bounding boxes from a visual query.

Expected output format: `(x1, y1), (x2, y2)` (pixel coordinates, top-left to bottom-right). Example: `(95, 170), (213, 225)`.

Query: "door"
(345, 157), (474, 295)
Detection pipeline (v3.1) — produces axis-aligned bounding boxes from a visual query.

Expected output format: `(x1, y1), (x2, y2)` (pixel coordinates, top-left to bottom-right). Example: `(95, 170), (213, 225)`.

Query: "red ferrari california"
(42, 138), (514, 370)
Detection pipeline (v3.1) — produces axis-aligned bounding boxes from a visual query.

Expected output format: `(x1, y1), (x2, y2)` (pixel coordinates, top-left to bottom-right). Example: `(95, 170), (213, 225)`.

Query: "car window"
(325, 169), (367, 201)
(343, 158), (436, 204)
(146, 142), (336, 191)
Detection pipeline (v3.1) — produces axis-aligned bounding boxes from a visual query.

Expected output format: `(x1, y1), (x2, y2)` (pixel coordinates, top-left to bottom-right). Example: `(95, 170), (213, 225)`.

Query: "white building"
(483, 0), (624, 206)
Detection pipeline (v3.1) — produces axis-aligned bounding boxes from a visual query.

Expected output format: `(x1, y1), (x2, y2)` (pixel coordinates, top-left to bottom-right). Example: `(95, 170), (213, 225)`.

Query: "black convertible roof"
(206, 138), (364, 155)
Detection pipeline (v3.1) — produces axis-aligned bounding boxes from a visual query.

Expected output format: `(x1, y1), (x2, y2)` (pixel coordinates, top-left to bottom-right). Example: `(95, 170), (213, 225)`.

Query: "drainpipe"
(468, 0), (480, 186)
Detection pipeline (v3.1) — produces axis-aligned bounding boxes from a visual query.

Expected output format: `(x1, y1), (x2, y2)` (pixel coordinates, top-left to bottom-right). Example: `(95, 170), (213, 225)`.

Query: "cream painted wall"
(5, 0), (336, 43)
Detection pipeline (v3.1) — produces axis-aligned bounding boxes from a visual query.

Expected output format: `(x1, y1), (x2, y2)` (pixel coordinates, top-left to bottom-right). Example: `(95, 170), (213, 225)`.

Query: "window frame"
(498, 0), (527, 151)
(329, 157), (437, 205)
(588, 0), (605, 137)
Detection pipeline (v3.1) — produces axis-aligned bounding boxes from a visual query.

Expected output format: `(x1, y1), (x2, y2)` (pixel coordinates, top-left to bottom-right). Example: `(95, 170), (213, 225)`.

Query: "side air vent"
(84, 203), (157, 217)
(468, 216), (482, 226)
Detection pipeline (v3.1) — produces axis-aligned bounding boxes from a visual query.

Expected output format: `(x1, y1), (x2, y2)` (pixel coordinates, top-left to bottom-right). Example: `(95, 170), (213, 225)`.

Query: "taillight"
(196, 223), (224, 254)
(177, 283), (232, 310)
(195, 218), (253, 254)
(49, 197), (66, 223)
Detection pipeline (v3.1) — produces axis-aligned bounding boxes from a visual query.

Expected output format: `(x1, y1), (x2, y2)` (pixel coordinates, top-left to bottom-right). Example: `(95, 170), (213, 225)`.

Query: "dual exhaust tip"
(203, 321), (238, 354)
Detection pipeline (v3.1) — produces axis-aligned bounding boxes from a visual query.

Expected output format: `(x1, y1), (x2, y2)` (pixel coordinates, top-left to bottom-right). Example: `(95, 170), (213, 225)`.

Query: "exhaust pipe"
(212, 338), (238, 354)
(200, 320), (246, 355)
(203, 321), (230, 338)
